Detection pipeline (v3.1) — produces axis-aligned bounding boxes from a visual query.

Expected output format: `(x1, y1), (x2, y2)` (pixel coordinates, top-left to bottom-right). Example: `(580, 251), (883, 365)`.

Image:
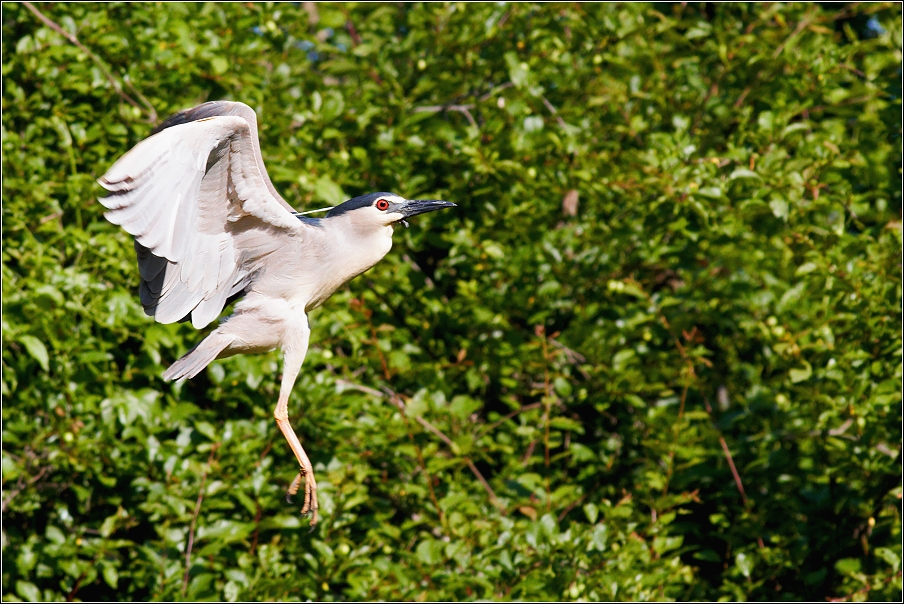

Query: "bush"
(2, 2), (901, 601)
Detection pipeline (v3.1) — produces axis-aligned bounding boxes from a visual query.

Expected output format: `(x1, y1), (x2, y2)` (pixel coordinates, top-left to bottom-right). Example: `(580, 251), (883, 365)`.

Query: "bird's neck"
(307, 217), (394, 300)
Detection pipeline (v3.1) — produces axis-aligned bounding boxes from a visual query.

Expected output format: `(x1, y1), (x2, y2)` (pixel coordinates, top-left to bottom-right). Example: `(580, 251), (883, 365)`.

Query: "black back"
(326, 192), (397, 218)
(150, 101), (236, 135)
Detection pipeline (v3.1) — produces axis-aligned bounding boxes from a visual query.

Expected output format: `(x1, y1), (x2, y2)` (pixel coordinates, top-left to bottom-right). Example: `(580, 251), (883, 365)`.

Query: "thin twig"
(412, 104), (474, 112)
(627, 278), (754, 521)
(339, 379), (502, 511)
(773, 17), (813, 58)
(182, 444), (220, 598)
(478, 402), (543, 437)
(540, 96), (567, 129)
(342, 9), (362, 46)
(700, 396), (748, 505)
(67, 551), (102, 601)
(388, 390), (502, 507)
(702, 395), (763, 548)
(22, 2), (157, 122)
(717, 436), (748, 505)
(38, 211), (64, 225)
(249, 500), (263, 556)
(662, 382), (690, 497)
(548, 337), (586, 363)
(341, 382), (446, 525)
(336, 379), (382, 398)
(465, 459), (501, 507)
(412, 104), (478, 128)
(476, 81), (515, 102)
(415, 415), (454, 448)
(548, 337), (590, 379)
(791, 94), (877, 120)
(357, 301), (391, 380)
(123, 75), (158, 122)
(1, 465), (50, 512)
(255, 438), (274, 466)
(414, 416), (502, 507)
(827, 570), (904, 602)
(521, 440), (537, 466)
(537, 326), (554, 508)
(382, 390), (446, 526)
(557, 494), (587, 522)
(733, 85), (753, 109)
(412, 80), (514, 130)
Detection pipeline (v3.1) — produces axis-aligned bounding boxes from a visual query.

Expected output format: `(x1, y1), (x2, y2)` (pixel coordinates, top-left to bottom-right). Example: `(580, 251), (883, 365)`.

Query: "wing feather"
(99, 103), (311, 328)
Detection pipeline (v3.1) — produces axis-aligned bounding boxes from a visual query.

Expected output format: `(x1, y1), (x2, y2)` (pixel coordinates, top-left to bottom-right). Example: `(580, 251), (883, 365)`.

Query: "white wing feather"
(99, 115), (305, 328)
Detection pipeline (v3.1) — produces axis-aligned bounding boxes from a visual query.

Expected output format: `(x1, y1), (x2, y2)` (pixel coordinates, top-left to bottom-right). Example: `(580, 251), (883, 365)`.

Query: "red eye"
(376, 199), (389, 211)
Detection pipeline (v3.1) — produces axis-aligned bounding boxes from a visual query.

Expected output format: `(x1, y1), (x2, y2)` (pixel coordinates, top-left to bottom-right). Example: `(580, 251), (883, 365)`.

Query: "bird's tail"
(162, 333), (232, 382)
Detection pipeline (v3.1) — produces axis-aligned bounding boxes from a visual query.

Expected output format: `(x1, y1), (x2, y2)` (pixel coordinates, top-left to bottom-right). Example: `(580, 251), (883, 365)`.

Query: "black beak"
(400, 199), (456, 218)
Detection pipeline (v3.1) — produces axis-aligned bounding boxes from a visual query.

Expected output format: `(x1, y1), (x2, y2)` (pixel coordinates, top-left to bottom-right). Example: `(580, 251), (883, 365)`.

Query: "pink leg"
(272, 319), (318, 526)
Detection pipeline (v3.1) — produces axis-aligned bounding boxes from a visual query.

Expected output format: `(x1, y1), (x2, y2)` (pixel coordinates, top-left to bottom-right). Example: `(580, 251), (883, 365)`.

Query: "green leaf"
(2, 3), (899, 601)
(17, 335), (49, 371)
(790, 360), (812, 383)
(448, 395), (481, 419)
(102, 563), (119, 589)
(729, 168), (761, 180)
(835, 558), (862, 575)
(769, 198), (789, 219)
(795, 262), (818, 276)
(874, 548), (899, 573)
(583, 503), (599, 524)
(211, 57), (229, 75)
(736, 552), (754, 579)
(588, 524), (608, 551)
(549, 417), (584, 433)
(504, 52), (529, 88)
(16, 581), (40, 602)
(416, 539), (445, 565)
(314, 175), (346, 205)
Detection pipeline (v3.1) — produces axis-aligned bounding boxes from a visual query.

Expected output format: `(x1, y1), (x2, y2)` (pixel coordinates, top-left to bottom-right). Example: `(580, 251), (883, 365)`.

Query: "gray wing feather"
(150, 101), (297, 216)
(99, 104), (308, 329)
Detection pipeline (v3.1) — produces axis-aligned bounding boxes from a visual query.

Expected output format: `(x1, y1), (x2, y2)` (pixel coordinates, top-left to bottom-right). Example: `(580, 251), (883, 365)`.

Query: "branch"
(387, 390), (502, 508)
(478, 402), (543, 438)
(122, 75), (158, 122)
(411, 81), (515, 130)
(23, 2), (157, 123)
(477, 81), (514, 102)
(339, 380), (503, 509)
(337, 379), (446, 524)
(466, 459), (500, 505)
(182, 444), (219, 598)
(703, 395), (764, 549)
(717, 436), (748, 504)
(548, 337), (586, 364)
(540, 96), (567, 129)
(342, 9), (362, 46)
(548, 337), (591, 379)
(773, 17), (814, 59)
(629, 278), (763, 546)
(1, 465), (50, 513)
(412, 104), (478, 128)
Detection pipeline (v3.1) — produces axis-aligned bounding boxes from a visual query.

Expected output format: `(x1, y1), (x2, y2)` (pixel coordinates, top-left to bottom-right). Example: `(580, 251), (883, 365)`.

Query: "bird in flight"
(98, 101), (455, 526)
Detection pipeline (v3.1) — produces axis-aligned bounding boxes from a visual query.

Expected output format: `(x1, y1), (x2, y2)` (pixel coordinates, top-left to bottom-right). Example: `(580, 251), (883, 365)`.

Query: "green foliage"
(2, 2), (901, 601)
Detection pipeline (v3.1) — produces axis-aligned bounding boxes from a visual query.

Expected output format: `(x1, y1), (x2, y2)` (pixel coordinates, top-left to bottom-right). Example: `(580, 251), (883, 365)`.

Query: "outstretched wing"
(99, 102), (308, 329)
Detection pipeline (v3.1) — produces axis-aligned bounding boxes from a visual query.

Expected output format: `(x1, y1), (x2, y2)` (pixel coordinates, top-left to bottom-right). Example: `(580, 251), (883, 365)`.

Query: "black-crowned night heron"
(98, 101), (454, 526)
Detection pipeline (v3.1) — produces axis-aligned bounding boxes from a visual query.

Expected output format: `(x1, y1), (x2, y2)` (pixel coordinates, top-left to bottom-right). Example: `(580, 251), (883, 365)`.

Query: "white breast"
(251, 218), (395, 312)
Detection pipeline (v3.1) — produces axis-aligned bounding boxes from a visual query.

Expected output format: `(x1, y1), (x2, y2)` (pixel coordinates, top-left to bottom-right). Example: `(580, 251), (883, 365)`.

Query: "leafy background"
(2, 2), (901, 601)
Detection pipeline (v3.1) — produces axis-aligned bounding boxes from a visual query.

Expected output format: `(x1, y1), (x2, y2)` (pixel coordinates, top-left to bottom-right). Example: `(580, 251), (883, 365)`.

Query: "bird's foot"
(285, 468), (304, 503)
(286, 464), (318, 528)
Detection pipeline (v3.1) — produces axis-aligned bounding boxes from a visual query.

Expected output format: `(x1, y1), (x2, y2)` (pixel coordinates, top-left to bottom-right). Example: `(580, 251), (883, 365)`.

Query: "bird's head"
(325, 192), (455, 228)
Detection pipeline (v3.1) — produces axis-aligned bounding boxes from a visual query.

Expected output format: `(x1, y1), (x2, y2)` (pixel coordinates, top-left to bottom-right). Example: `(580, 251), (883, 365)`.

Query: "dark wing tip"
(150, 101), (239, 136)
